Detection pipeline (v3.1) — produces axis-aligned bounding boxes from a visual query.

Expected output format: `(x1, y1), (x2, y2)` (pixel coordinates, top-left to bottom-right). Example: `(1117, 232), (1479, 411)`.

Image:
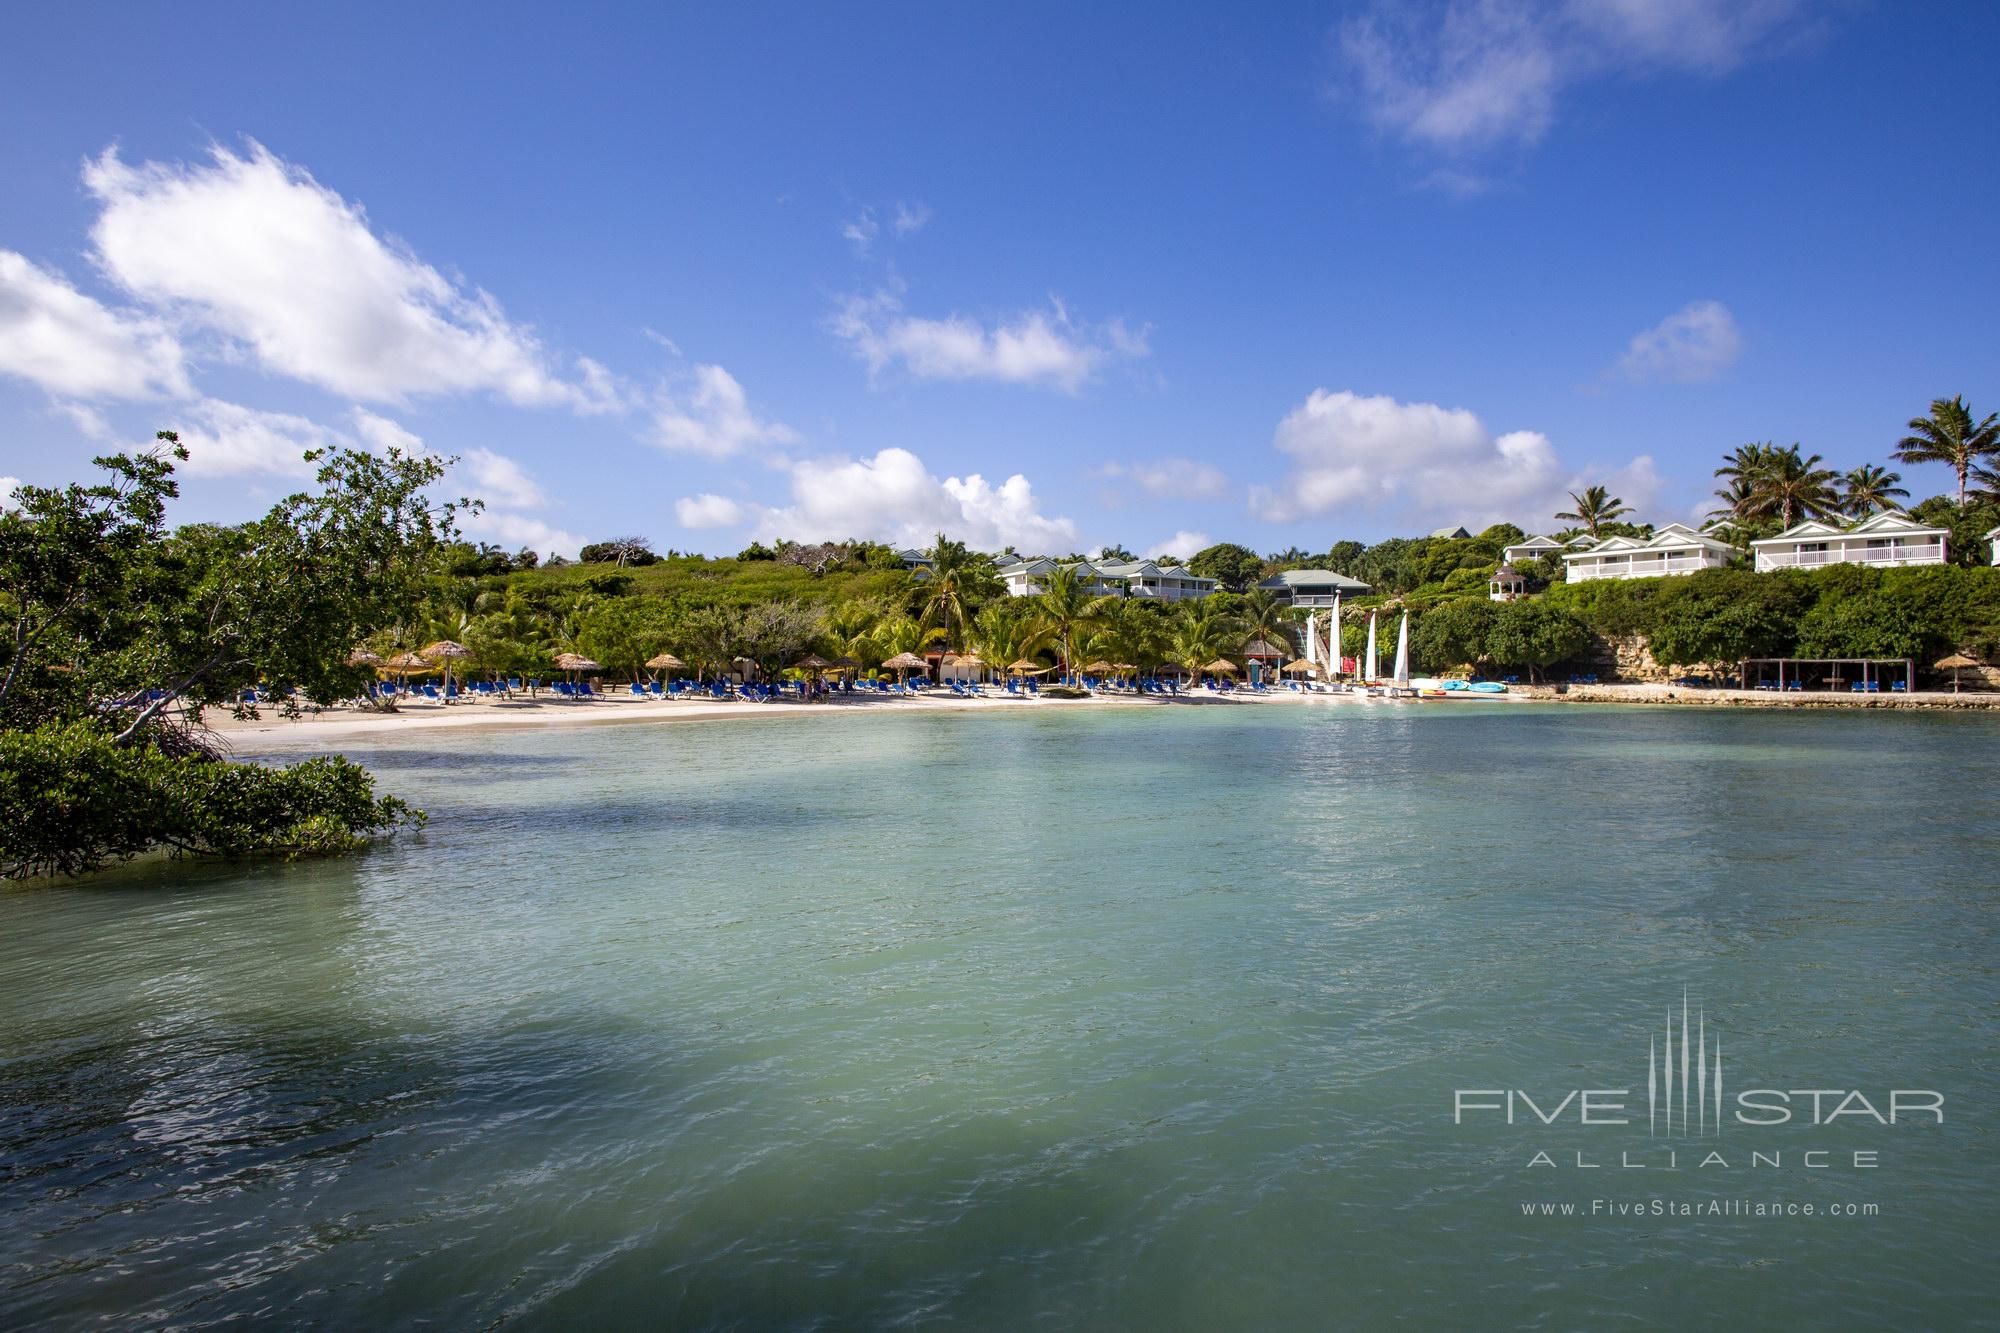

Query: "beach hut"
(882, 651), (929, 687)
(421, 640), (472, 703)
(1935, 652), (1981, 694)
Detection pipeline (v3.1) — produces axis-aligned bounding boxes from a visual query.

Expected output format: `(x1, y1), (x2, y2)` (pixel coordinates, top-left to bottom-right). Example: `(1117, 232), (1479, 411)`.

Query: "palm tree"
(1706, 475), (1760, 524)
(821, 598), (889, 667)
(1970, 459), (2000, 505)
(1895, 396), (2000, 508)
(1749, 444), (1842, 528)
(1168, 599), (1242, 679)
(912, 533), (999, 650)
(968, 600), (1050, 673)
(1553, 485), (1633, 537)
(1033, 565), (1115, 676)
(1838, 464), (1908, 518)
(1092, 599), (1171, 678)
(1712, 443), (1780, 519)
(1236, 587), (1297, 664)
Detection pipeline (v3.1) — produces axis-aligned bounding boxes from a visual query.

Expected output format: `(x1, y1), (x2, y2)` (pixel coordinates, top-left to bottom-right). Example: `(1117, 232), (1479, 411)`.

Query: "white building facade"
(1750, 510), (1949, 572)
(1563, 523), (1735, 582)
(1255, 568), (1372, 607)
(996, 557), (1216, 602)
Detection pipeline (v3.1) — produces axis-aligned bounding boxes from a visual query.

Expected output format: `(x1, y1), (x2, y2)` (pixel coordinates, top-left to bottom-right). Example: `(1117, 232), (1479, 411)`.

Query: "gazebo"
(1489, 563), (1527, 602)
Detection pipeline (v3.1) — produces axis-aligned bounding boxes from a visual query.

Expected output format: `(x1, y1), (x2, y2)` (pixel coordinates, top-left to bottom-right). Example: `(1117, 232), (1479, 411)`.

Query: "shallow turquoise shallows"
(4, 704), (1997, 1328)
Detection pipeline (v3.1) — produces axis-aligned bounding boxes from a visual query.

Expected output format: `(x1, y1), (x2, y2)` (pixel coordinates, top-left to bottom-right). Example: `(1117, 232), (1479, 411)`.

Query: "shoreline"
(208, 679), (2000, 751)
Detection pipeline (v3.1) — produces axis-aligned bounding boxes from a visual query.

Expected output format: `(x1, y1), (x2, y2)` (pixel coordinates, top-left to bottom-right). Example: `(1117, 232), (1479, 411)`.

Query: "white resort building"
(1500, 535), (1564, 564)
(1749, 510), (1949, 572)
(1563, 523), (1735, 582)
(1255, 568), (1372, 607)
(1985, 524), (1999, 565)
(996, 557), (1216, 602)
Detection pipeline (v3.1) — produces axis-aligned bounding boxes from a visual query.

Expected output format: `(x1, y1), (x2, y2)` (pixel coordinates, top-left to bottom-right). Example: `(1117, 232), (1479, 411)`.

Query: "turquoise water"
(4, 703), (1997, 1328)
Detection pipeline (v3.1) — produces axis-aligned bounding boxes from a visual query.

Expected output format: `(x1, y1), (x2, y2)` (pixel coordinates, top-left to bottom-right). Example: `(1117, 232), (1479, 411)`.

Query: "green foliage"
(1188, 542), (1265, 592)
(1412, 598), (1495, 670)
(1910, 496), (2000, 568)
(0, 722), (420, 879)
(1647, 571), (1810, 666)
(1484, 601), (1591, 679)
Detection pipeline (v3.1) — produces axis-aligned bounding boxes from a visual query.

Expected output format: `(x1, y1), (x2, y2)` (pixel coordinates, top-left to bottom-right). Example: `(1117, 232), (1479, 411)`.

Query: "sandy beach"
(204, 677), (1999, 751)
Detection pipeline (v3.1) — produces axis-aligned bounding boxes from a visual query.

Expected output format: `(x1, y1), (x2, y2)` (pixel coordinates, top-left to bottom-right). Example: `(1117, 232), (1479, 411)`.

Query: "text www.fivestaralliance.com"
(1521, 1200), (1881, 1219)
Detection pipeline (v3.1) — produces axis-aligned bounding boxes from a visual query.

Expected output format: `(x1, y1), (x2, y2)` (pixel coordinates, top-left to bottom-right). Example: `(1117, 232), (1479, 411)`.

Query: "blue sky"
(2, 2), (1996, 558)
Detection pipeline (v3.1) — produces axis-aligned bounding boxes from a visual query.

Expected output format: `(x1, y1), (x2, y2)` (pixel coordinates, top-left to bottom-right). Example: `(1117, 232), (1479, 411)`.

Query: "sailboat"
(1363, 611), (1379, 685)
(1327, 593), (1343, 689)
(1391, 610), (1413, 697)
(1304, 607), (1320, 688)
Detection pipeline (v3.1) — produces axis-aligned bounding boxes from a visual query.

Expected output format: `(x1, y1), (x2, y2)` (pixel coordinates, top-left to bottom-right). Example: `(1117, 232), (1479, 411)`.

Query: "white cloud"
(1096, 457), (1229, 500)
(1144, 531), (1213, 561)
(893, 202), (931, 235)
(171, 398), (338, 478)
(1247, 388), (1657, 528)
(675, 493), (745, 529)
(841, 207), (879, 254)
(461, 448), (548, 509)
(722, 446), (1077, 551)
(0, 477), (21, 512)
(348, 406), (426, 455)
(1335, 0), (1805, 153)
(830, 290), (1147, 393)
(649, 363), (799, 458)
(83, 142), (616, 412)
(458, 508), (583, 560)
(1613, 299), (1742, 382)
(0, 250), (191, 399)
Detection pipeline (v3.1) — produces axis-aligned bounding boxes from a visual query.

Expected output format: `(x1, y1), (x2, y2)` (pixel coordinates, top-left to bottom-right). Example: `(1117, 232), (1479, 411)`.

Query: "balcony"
(1566, 556), (1715, 581)
(1753, 543), (1945, 571)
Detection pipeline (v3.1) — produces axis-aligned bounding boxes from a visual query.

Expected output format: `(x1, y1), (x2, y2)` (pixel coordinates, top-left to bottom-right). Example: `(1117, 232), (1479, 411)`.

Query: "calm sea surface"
(4, 703), (1997, 1328)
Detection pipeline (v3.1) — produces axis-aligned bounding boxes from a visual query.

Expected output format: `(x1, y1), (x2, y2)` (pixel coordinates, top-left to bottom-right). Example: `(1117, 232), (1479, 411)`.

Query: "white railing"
(1567, 556), (1715, 581)
(1289, 594), (1348, 607)
(1754, 543), (1944, 571)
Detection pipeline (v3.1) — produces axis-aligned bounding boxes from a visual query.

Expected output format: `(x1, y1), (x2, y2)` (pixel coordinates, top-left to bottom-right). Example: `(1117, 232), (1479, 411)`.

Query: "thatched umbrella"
(1281, 658), (1317, 676)
(943, 651), (987, 683)
(795, 652), (832, 671)
(1082, 659), (1116, 675)
(421, 639), (472, 702)
(646, 652), (684, 672)
(1935, 652), (1981, 694)
(1006, 657), (1044, 675)
(1203, 658), (1240, 675)
(347, 648), (382, 667)
(882, 650), (929, 686)
(554, 652), (601, 691)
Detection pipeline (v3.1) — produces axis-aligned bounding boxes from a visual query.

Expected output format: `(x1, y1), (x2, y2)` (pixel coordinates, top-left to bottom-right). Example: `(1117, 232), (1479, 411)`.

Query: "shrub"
(0, 722), (422, 879)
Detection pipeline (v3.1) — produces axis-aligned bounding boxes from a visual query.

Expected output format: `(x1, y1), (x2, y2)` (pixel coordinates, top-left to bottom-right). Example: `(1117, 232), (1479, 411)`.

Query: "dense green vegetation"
(0, 436), (446, 878)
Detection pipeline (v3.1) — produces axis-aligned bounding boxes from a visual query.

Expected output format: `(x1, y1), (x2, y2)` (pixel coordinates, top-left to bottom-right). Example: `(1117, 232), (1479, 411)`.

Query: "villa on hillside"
(1563, 523), (1734, 582)
(1255, 568), (1372, 607)
(996, 556), (1216, 601)
(1501, 535), (1564, 564)
(1750, 510), (1949, 572)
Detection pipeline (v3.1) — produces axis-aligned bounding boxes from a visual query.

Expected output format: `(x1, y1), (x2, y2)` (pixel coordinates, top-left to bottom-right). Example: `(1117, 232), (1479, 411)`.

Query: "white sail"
(1364, 611), (1378, 682)
(1305, 609), (1319, 673)
(1328, 593), (1342, 676)
(1393, 610), (1410, 686)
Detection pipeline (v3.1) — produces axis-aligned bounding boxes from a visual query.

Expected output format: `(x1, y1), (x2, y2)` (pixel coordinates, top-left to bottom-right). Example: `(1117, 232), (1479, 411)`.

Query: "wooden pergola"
(1738, 657), (1916, 694)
